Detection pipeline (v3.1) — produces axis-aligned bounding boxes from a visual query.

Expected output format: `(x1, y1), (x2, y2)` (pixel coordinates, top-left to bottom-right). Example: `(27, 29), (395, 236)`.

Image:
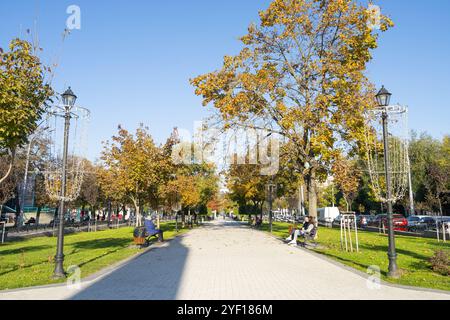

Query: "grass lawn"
(261, 222), (450, 292)
(0, 222), (191, 291)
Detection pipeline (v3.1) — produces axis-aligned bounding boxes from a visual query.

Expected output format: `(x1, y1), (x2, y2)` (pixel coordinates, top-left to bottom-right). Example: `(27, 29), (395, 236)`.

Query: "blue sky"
(1, 0), (449, 161)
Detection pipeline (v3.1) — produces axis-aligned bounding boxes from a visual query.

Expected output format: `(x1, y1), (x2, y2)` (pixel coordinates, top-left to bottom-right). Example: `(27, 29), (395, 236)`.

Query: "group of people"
(285, 216), (318, 246)
(249, 216), (263, 228)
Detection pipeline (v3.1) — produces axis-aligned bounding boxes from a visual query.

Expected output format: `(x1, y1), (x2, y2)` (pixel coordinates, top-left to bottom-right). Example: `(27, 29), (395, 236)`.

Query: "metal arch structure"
(365, 104), (410, 204)
(42, 104), (91, 203)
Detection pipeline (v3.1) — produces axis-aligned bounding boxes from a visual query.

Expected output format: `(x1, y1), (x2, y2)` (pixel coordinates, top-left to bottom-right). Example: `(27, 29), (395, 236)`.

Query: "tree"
(0, 39), (53, 184)
(166, 161), (219, 225)
(226, 160), (269, 219)
(408, 132), (450, 214)
(77, 160), (101, 217)
(424, 161), (449, 216)
(100, 125), (161, 226)
(333, 157), (360, 212)
(191, 0), (393, 217)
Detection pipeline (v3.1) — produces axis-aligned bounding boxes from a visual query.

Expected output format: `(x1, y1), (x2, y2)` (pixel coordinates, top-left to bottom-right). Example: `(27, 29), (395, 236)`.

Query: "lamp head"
(376, 85), (392, 107)
(61, 87), (77, 107)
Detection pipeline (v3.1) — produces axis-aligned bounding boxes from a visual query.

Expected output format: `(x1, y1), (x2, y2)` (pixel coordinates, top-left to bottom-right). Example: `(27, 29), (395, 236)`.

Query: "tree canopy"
(191, 0), (393, 216)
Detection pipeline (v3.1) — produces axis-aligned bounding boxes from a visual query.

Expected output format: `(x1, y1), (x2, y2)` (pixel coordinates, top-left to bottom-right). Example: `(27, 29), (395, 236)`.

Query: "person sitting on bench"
(286, 216), (315, 245)
(144, 218), (164, 242)
(255, 216), (262, 228)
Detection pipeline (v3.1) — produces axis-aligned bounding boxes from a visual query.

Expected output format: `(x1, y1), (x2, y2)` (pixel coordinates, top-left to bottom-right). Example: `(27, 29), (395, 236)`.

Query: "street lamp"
(53, 87), (77, 279)
(375, 86), (399, 278)
(61, 87), (77, 107)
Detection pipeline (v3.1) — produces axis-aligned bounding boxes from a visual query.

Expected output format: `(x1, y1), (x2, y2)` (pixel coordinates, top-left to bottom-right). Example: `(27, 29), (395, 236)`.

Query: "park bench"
(133, 220), (164, 248)
(300, 227), (319, 248)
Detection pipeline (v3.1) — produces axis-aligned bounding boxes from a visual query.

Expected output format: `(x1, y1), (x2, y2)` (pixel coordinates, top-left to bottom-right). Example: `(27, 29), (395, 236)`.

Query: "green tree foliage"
(0, 39), (53, 184)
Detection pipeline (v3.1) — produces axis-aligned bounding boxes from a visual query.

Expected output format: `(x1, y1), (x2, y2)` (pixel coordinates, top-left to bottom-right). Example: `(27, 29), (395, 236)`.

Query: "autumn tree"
(0, 39), (53, 185)
(165, 161), (218, 225)
(332, 157), (360, 212)
(76, 160), (102, 217)
(100, 125), (162, 226)
(226, 160), (269, 219)
(191, 0), (393, 217)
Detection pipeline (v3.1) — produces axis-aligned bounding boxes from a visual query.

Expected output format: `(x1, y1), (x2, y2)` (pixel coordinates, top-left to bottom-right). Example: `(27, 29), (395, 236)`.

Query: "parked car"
(356, 215), (373, 228)
(407, 216), (436, 232)
(368, 214), (408, 231)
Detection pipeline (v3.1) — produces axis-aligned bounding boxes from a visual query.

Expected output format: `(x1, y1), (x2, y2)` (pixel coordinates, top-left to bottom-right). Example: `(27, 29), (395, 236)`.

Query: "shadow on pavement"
(70, 235), (189, 300)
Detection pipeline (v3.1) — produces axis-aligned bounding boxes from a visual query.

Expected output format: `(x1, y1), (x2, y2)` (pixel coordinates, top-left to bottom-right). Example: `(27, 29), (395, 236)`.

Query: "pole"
(268, 184), (274, 233)
(300, 185), (305, 216)
(18, 141), (34, 229)
(382, 111), (399, 278)
(332, 184), (335, 208)
(53, 107), (71, 279)
(1, 222), (5, 244)
(107, 198), (112, 228)
(407, 153), (414, 216)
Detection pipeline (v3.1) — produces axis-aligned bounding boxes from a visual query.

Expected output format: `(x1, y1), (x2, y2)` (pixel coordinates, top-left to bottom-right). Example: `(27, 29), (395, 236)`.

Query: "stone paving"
(0, 220), (449, 300)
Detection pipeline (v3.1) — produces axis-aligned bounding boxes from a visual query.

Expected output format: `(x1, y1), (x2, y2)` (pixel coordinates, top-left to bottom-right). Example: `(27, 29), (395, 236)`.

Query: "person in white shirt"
(286, 216), (317, 245)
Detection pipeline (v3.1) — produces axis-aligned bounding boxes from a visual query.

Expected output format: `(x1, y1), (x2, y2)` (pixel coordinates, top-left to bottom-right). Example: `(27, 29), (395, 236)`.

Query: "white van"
(317, 207), (340, 223)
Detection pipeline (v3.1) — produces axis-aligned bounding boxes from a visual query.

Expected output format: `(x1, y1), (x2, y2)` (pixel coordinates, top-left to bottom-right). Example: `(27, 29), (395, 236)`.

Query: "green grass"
(261, 222), (450, 292)
(0, 222), (190, 291)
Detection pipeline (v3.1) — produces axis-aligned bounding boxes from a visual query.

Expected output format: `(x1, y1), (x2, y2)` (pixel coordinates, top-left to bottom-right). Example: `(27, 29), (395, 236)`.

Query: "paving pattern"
(0, 220), (449, 300)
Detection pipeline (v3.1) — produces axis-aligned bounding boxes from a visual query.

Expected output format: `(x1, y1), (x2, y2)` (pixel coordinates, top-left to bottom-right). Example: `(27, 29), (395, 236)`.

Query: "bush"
(429, 250), (450, 276)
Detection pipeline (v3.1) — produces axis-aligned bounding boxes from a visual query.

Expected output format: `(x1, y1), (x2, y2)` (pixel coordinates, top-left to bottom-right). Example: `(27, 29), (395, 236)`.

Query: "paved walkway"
(0, 220), (449, 300)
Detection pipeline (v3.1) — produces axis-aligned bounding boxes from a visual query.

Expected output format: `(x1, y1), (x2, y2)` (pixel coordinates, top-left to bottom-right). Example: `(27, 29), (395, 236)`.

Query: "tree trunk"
(259, 202), (264, 221)
(135, 204), (140, 227)
(36, 206), (42, 225)
(0, 149), (15, 185)
(131, 197), (141, 227)
(181, 208), (186, 228)
(438, 197), (443, 216)
(122, 204), (126, 222)
(306, 170), (318, 218)
(107, 199), (112, 228)
(14, 187), (21, 228)
(188, 209), (191, 228)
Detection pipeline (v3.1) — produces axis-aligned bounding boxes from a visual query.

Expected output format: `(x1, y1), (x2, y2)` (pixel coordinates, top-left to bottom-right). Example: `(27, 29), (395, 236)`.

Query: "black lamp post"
(53, 87), (77, 279)
(376, 86), (399, 278)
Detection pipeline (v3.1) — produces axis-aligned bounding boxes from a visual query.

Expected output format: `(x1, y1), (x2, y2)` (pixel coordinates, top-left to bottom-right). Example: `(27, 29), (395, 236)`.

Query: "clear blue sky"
(1, 0), (449, 161)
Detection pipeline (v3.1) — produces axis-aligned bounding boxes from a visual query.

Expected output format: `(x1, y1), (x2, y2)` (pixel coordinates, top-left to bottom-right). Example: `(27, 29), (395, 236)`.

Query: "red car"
(368, 214), (408, 232)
